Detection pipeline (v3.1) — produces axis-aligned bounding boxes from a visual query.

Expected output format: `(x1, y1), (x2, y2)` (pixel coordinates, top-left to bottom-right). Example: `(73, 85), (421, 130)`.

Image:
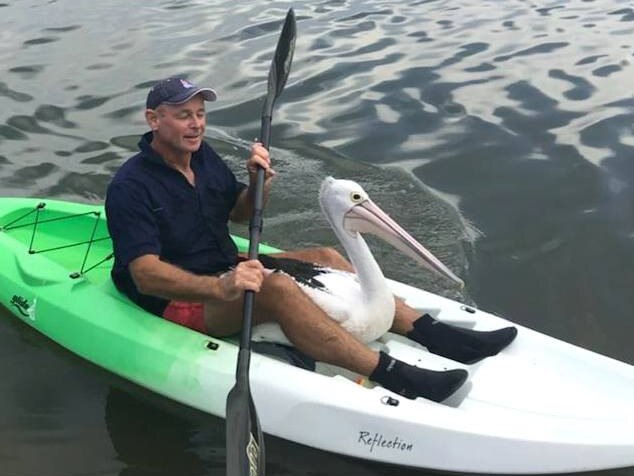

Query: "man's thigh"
(203, 298), (244, 336)
(202, 270), (292, 335)
(203, 268), (312, 336)
(268, 247), (352, 271)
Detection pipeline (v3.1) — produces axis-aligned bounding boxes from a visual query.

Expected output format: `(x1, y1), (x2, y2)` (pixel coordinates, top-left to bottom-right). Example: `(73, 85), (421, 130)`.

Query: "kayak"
(1, 196), (633, 474)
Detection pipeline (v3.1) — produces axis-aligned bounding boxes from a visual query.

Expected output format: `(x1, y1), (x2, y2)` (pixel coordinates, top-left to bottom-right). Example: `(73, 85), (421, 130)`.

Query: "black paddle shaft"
(240, 115), (271, 348)
(242, 5), (296, 344)
(226, 9), (296, 476)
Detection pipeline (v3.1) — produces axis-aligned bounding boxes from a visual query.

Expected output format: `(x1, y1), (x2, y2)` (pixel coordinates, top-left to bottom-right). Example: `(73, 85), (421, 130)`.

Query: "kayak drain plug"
(206, 341), (219, 351)
(381, 396), (399, 407)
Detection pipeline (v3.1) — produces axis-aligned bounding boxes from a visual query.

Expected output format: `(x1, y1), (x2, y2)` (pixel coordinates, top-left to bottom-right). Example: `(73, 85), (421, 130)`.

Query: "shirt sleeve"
(105, 180), (162, 268)
(232, 179), (248, 209)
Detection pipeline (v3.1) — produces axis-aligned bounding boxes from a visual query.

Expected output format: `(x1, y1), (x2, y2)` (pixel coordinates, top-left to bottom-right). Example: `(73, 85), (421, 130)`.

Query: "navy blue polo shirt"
(105, 131), (247, 315)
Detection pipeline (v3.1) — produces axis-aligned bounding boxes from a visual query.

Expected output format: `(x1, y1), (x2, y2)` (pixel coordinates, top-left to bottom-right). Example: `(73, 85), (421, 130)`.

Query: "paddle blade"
(262, 8), (296, 118)
(226, 350), (265, 476)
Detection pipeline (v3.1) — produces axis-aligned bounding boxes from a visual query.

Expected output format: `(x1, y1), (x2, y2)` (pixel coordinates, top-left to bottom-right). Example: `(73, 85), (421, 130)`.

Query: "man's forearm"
(230, 182), (271, 223)
(130, 255), (224, 302)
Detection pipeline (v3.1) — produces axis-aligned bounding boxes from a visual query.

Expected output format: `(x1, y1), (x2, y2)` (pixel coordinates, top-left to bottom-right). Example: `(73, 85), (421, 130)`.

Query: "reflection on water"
(1, 0), (633, 475)
(106, 388), (217, 476)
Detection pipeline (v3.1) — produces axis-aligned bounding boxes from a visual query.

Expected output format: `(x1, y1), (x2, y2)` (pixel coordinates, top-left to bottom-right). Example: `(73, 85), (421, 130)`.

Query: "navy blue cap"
(146, 77), (217, 109)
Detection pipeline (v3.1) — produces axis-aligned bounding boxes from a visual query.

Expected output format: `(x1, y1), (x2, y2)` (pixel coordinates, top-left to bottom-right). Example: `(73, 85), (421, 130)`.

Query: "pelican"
(252, 176), (464, 344)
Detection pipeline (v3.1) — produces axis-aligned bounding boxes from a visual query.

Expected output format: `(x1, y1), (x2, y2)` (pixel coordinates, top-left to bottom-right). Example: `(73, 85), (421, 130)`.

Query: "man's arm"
(230, 142), (275, 223)
(129, 255), (266, 302)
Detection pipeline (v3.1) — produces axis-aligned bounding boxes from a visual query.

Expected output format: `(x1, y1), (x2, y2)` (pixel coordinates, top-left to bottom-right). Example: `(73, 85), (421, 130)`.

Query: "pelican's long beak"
(344, 199), (464, 288)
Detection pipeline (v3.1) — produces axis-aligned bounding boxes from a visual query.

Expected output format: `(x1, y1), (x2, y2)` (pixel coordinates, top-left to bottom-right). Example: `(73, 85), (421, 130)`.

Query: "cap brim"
(164, 87), (218, 105)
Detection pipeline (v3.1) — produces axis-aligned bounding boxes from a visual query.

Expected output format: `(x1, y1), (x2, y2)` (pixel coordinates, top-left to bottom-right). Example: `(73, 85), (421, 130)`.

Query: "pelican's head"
(319, 176), (464, 288)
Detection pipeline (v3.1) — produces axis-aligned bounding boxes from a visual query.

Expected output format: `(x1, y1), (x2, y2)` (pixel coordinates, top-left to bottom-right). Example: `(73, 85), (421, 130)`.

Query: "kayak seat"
(252, 341), (316, 371)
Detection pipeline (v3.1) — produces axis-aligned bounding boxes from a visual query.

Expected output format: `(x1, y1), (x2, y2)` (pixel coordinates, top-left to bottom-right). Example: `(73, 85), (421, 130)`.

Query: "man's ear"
(145, 108), (159, 130)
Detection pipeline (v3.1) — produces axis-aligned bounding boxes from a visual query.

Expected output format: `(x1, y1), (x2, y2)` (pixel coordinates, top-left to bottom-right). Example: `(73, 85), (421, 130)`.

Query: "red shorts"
(162, 301), (206, 333)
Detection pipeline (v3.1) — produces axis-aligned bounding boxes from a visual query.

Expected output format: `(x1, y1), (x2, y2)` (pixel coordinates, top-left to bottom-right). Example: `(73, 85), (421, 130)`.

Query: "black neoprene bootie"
(407, 314), (518, 364)
(369, 351), (468, 402)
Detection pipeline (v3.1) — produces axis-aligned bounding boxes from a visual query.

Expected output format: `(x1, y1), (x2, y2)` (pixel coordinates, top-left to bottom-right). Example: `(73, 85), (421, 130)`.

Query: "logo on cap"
(180, 79), (195, 89)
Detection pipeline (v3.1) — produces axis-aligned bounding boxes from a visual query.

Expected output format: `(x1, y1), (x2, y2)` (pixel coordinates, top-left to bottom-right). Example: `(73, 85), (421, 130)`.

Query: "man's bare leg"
(205, 271), (379, 376)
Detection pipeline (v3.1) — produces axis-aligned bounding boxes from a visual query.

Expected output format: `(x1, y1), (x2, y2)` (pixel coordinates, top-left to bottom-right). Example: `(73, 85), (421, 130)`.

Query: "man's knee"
(262, 271), (298, 294)
(314, 246), (352, 271)
(318, 246), (341, 260)
(254, 272), (306, 325)
(311, 246), (344, 265)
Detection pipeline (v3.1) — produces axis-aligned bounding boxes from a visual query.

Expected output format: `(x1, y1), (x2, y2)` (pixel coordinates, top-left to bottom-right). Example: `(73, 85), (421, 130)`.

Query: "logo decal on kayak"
(10, 295), (36, 321)
(358, 431), (413, 453)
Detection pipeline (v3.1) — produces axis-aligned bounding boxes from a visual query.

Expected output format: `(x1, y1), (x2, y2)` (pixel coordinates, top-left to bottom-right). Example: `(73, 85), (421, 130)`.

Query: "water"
(1, 0), (633, 474)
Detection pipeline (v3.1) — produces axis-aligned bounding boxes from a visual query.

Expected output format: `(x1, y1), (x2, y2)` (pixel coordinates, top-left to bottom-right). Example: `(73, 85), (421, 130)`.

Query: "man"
(106, 77), (517, 403)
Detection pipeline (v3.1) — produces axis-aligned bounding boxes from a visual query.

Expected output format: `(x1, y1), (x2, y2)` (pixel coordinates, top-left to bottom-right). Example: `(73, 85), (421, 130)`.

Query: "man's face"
(147, 94), (206, 155)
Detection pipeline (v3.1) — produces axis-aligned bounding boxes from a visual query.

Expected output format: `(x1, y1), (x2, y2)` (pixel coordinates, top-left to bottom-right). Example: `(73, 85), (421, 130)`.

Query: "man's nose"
(191, 116), (204, 128)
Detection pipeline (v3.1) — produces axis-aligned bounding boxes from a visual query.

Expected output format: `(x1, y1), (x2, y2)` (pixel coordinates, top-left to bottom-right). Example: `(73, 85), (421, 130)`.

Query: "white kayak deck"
(245, 278), (634, 474)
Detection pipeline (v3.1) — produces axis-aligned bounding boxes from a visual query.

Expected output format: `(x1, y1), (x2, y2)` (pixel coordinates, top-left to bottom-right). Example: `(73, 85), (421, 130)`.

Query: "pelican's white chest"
(300, 268), (395, 343)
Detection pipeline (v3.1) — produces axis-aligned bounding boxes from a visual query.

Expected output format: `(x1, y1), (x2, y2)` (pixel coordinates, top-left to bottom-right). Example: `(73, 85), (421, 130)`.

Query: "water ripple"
(593, 64), (623, 77)
(0, 124), (28, 141)
(74, 95), (112, 110)
(548, 69), (595, 101)
(43, 25), (81, 33)
(493, 42), (570, 62)
(609, 8), (634, 21)
(575, 54), (608, 65)
(75, 141), (110, 153)
(34, 105), (77, 128)
(9, 163), (58, 186)
(22, 37), (59, 47)
(217, 18), (293, 43)
(437, 42), (490, 68)
(7, 115), (54, 134)
(80, 151), (122, 166)
(44, 171), (111, 199)
(8, 65), (46, 79)
(0, 82), (32, 102)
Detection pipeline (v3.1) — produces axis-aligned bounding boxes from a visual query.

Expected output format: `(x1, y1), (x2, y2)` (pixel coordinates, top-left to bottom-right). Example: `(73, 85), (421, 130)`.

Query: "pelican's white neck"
(332, 226), (390, 301)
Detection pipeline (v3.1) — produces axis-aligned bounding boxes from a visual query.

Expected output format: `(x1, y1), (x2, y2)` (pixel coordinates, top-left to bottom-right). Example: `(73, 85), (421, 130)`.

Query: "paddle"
(225, 9), (296, 476)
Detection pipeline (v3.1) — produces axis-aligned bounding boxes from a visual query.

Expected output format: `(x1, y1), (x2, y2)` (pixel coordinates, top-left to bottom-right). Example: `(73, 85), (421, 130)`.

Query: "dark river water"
(1, 1), (634, 475)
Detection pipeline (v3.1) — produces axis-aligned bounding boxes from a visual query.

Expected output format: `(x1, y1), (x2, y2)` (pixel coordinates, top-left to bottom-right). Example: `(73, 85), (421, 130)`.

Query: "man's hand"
(247, 142), (275, 184)
(230, 143), (275, 223)
(218, 259), (266, 301)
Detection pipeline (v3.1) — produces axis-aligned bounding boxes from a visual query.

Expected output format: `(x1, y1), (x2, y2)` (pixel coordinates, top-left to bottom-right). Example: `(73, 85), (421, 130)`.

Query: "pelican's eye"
(350, 192), (363, 203)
